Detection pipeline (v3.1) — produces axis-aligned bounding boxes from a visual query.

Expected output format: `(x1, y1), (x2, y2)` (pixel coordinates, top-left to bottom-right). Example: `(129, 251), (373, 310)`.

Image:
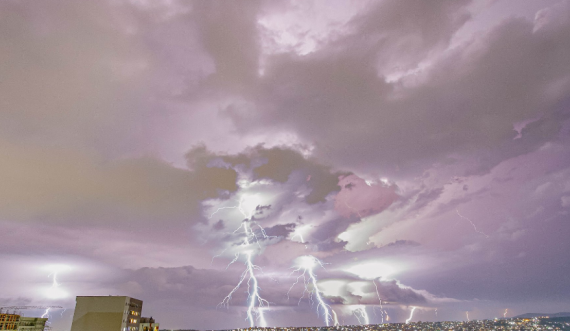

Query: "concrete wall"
(70, 296), (137, 331)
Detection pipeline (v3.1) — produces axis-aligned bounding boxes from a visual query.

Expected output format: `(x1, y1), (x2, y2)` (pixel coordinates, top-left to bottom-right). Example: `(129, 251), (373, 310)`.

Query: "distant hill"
(514, 312), (570, 319)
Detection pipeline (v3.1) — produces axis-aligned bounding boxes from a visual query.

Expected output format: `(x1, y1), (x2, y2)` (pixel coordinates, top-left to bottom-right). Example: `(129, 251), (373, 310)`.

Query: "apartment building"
(70, 296), (143, 331)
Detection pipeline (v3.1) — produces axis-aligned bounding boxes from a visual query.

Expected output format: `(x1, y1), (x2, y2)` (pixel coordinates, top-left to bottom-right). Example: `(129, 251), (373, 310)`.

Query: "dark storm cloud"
(0, 0), (154, 156)
(251, 147), (348, 204)
(192, 0), (261, 93)
(0, 144), (237, 226)
(226, 0), (570, 178)
(213, 219), (225, 231)
(263, 223), (296, 238)
(188, 144), (348, 205)
(308, 217), (353, 251)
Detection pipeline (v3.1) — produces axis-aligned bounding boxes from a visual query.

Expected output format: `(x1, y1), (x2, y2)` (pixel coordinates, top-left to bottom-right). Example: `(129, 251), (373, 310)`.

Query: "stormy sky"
(1, 0), (570, 330)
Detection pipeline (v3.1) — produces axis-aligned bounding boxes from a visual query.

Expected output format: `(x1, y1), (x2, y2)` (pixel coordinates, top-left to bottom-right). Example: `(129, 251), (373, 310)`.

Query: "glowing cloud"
(346, 261), (397, 280)
(43, 264), (72, 300)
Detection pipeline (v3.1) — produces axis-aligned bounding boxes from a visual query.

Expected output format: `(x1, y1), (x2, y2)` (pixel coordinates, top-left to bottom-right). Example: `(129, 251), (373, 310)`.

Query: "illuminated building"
(0, 314), (47, 331)
(0, 314), (19, 330)
(70, 296), (142, 331)
(140, 317), (159, 331)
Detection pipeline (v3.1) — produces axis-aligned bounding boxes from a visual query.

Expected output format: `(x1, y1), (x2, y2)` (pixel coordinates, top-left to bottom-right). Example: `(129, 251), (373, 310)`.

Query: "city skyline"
(1, 0), (570, 330)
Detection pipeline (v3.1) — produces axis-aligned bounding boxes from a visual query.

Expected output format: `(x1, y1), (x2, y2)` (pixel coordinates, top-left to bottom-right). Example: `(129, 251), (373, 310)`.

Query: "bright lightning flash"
(466, 311), (470, 321)
(41, 308), (50, 319)
(406, 306), (416, 324)
(331, 309), (340, 326)
(504, 308), (508, 318)
(372, 278), (387, 323)
(351, 305), (370, 325)
(288, 255), (333, 326)
(291, 224), (312, 248)
(44, 264), (70, 299)
(213, 195), (270, 327)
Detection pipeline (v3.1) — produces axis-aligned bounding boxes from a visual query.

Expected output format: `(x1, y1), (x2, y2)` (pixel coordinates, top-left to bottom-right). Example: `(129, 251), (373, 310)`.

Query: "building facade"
(139, 317), (159, 331)
(70, 296), (143, 331)
(0, 314), (47, 331)
(15, 317), (47, 331)
(0, 314), (19, 330)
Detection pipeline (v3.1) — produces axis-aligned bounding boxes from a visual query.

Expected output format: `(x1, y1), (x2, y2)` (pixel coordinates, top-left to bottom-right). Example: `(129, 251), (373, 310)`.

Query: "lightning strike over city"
(331, 309), (340, 326)
(372, 278), (387, 323)
(351, 305), (370, 325)
(406, 307), (417, 324)
(289, 256), (334, 326)
(3, 0), (570, 330)
(212, 193), (271, 327)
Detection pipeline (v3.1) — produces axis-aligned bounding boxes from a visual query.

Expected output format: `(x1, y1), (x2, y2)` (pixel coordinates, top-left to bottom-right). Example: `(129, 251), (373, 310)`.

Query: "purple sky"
(1, 0), (570, 330)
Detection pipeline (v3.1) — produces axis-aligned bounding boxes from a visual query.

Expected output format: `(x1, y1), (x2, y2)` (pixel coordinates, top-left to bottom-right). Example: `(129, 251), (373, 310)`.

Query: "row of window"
(0, 315), (19, 322)
(0, 322), (17, 330)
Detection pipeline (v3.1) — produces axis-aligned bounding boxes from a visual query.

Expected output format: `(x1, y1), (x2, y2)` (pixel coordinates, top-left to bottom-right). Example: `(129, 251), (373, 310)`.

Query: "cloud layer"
(1, 0), (570, 330)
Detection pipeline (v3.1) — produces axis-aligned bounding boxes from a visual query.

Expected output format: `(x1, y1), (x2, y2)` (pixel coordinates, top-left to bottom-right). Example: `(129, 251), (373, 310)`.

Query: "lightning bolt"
(352, 305), (370, 325)
(288, 255), (333, 326)
(466, 311), (470, 321)
(209, 205), (240, 219)
(212, 195), (270, 327)
(45, 268), (66, 299)
(331, 309), (340, 326)
(210, 248), (228, 266)
(50, 272), (59, 290)
(456, 209), (489, 238)
(41, 308), (50, 319)
(372, 278), (387, 323)
(504, 308), (508, 318)
(406, 306), (416, 324)
(435, 308), (438, 317)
